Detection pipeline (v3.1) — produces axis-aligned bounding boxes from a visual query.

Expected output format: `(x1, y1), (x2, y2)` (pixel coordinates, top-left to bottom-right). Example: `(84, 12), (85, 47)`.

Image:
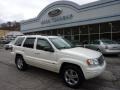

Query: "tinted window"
(92, 40), (100, 44)
(23, 38), (35, 48)
(14, 37), (25, 46)
(36, 38), (52, 51)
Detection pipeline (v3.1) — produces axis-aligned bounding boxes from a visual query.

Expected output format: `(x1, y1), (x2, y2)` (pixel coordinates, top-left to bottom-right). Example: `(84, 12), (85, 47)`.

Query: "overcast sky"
(0, 0), (98, 23)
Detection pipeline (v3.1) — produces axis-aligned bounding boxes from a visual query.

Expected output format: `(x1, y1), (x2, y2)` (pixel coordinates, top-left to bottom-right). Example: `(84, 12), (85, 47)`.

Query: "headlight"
(86, 59), (99, 66)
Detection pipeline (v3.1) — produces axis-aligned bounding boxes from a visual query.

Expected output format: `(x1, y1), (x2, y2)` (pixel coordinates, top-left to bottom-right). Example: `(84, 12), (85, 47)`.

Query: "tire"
(61, 65), (85, 88)
(15, 55), (28, 71)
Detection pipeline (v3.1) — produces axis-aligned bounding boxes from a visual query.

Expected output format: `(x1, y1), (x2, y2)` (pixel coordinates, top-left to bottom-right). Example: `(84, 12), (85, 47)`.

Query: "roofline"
(21, 0), (119, 24)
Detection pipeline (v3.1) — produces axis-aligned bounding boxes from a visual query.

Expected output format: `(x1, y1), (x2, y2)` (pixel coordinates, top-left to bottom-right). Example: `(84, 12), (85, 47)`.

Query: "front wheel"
(61, 65), (84, 88)
(15, 56), (28, 71)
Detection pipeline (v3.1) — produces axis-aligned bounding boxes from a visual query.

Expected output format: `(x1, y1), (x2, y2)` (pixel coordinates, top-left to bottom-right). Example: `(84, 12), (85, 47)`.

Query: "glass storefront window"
(46, 30), (51, 35)
(73, 35), (79, 40)
(100, 33), (111, 40)
(80, 35), (89, 43)
(64, 36), (71, 40)
(89, 24), (99, 34)
(100, 23), (111, 33)
(51, 29), (57, 35)
(71, 26), (79, 35)
(90, 34), (99, 41)
(112, 21), (120, 32)
(40, 31), (43, 34)
(112, 32), (120, 41)
(57, 29), (64, 35)
(39, 31), (45, 35)
(64, 28), (71, 35)
(80, 25), (88, 34)
(26, 21), (120, 44)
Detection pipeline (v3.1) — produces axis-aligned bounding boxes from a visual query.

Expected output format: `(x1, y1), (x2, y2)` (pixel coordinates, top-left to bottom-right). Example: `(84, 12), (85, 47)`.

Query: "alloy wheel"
(17, 58), (23, 69)
(64, 69), (79, 86)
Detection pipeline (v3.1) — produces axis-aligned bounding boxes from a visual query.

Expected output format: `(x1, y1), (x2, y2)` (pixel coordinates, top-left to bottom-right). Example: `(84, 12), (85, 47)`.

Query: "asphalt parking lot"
(0, 48), (120, 90)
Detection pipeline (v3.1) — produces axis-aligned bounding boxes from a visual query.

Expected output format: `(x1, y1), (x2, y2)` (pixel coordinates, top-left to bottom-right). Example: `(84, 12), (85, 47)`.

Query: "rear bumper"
(83, 61), (106, 79)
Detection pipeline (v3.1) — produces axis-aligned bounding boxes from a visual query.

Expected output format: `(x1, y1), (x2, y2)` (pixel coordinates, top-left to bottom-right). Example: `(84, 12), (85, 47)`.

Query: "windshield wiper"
(59, 46), (73, 49)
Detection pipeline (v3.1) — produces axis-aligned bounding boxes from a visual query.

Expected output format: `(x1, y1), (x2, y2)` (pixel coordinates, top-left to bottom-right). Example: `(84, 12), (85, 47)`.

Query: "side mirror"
(44, 47), (54, 52)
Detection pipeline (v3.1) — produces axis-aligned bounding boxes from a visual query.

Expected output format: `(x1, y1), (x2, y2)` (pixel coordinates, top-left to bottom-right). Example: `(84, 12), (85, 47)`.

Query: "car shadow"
(104, 54), (120, 58)
(24, 66), (117, 90)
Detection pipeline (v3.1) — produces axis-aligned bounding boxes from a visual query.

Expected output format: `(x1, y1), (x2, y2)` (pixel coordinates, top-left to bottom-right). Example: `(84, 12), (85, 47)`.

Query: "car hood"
(60, 47), (102, 59)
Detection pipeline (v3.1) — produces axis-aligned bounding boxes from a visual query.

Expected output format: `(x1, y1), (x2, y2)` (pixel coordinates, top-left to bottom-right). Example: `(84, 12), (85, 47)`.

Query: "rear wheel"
(61, 65), (84, 88)
(15, 55), (27, 71)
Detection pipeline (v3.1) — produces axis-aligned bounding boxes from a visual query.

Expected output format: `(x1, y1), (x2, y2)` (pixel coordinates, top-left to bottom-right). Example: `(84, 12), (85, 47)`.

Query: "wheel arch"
(59, 62), (85, 79)
(15, 53), (24, 64)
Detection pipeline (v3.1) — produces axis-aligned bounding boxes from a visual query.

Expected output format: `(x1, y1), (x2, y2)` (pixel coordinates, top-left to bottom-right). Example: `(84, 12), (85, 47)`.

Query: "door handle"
(34, 53), (40, 54)
(21, 50), (24, 52)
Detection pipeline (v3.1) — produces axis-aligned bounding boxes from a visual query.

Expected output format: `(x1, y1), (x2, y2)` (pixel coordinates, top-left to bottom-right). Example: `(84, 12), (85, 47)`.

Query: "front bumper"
(83, 61), (106, 79)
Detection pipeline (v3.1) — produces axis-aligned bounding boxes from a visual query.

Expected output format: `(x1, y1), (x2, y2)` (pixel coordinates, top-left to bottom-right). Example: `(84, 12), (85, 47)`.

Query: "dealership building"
(20, 0), (120, 43)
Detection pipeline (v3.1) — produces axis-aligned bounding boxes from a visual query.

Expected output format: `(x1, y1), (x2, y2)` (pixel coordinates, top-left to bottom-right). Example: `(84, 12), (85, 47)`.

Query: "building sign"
(41, 14), (73, 25)
(41, 8), (73, 25)
(48, 8), (62, 17)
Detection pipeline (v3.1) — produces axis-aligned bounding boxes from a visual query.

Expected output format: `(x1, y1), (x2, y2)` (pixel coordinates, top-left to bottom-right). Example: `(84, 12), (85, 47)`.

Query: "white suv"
(11, 35), (106, 88)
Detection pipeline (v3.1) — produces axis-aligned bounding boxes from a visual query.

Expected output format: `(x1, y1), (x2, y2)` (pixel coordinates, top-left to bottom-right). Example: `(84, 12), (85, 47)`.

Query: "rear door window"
(23, 37), (36, 48)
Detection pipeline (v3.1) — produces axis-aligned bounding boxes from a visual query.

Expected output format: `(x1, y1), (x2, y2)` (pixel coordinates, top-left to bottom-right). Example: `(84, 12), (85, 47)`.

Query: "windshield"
(102, 40), (118, 44)
(49, 37), (75, 49)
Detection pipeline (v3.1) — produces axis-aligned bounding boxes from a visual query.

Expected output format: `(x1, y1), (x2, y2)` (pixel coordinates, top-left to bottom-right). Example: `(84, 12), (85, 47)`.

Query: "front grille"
(98, 55), (104, 65)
